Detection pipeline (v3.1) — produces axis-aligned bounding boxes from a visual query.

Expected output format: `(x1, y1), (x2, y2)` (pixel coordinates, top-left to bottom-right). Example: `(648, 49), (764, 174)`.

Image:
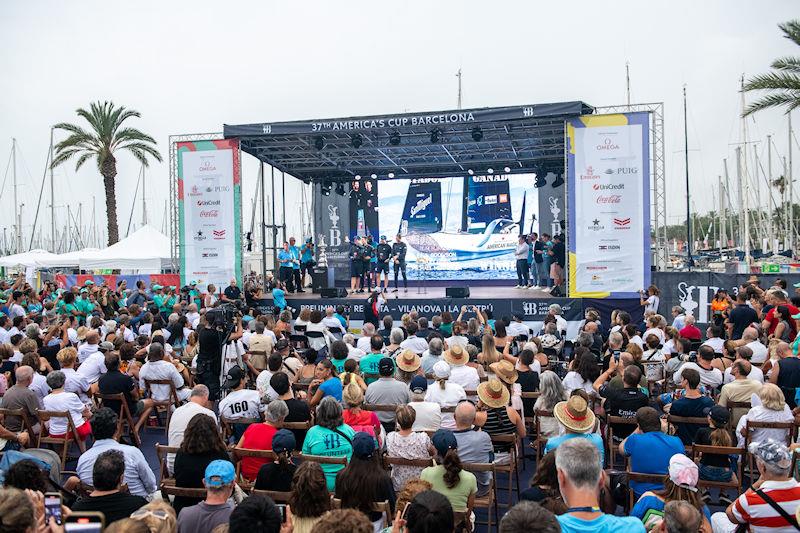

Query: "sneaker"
(296, 289), (306, 293)
(404, 288), (408, 293)
(530, 285), (540, 289)
(392, 288), (398, 293)
(514, 285), (522, 289)
(701, 490), (711, 504)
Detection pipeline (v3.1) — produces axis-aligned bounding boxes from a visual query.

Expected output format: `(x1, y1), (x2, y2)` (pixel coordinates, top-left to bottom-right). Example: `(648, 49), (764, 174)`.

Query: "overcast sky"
(1, 0), (797, 252)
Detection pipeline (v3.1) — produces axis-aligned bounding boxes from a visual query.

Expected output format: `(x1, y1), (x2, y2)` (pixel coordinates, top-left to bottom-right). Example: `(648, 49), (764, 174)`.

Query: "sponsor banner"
(55, 274), (180, 290)
(313, 183), (351, 284)
(177, 140), (242, 292)
(652, 272), (800, 328)
(567, 112), (650, 298)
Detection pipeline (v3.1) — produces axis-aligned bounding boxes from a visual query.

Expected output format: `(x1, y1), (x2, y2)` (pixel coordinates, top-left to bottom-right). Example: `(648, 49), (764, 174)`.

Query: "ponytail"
(442, 448), (463, 489)
(278, 450), (292, 470)
(710, 425), (732, 447)
(438, 378), (446, 390)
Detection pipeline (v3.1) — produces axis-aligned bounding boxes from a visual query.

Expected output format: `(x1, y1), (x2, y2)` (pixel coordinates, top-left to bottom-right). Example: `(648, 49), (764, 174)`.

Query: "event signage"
(177, 140), (242, 292)
(567, 112), (650, 298)
(223, 102), (589, 137)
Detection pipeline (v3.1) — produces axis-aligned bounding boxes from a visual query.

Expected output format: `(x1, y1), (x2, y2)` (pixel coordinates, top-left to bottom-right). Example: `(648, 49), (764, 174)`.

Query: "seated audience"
(400, 490), (457, 533)
(173, 413), (231, 513)
(129, 500), (177, 533)
(474, 378), (526, 462)
(308, 359), (341, 407)
(407, 375), (442, 431)
(594, 359), (649, 440)
(386, 405), (434, 491)
(270, 372), (312, 444)
(72, 450), (148, 525)
(310, 508), (373, 533)
(543, 390), (604, 464)
(177, 460), (236, 533)
(445, 345), (480, 392)
(98, 351), (154, 435)
(499, 500), (562, 533)
(425, 361), (466, 429)
(237, 399), (288, 481)
(452, 401), (494, 498)
(533, 371), (567, 439)
(254, 429), (297, 492)
(519, 451), (567, 514)
(735, 382), (794, 447)
(365, 357), (410, 434)
(42, 370), (92, 441)
(302, 396), (355, 491)
(666, 368), (714, 445)
(421, 429), (477, 515)
(139, 342), (191, 403)
(167, 384), (217, 474)
(227, 494), (285, 533)
(218, 366), (262, 440)
(289, 461), (331, 533)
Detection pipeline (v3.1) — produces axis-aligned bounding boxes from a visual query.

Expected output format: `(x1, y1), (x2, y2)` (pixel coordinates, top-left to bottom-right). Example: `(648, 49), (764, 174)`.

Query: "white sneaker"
(515, 285), (524, 289)
(529, 285), (539, 289)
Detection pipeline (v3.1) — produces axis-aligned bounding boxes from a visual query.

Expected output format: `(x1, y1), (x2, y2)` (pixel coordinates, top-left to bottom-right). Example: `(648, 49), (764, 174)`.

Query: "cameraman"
(197, 308), (243, 402)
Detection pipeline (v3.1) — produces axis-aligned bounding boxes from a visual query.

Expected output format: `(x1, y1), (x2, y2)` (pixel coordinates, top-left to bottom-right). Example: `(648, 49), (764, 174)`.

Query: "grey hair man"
(740, 326), (768, 364)
(1, 365), (39, 435)
(453, 401), (494, 497)
(421, 337), (445, 375)
(264, 399), (289, 426)
(660, 500), (701, 533)
(343, 333), (366, 361)
(555, 438), (644, 531)
(500, 501), (561, 533)
(167, 384), (218, 473)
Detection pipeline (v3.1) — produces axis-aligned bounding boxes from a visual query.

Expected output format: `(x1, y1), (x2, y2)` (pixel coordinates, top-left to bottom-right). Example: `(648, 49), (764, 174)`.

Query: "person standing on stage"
(530, 232), (543, 289)
(350, 236), (364, 294)
(278, 242), (295, 293)
(540, 233), (553, 288)
(361, 235), (374, 292)
(300, 238), (315, 291)
(392, 233), (408, 293)
(514, 235), (530, 289)
(375, 236), (392, 294)
(289, 237), (304, 294)
(549, 234), (566, 295)
(368, 235), (379, 290)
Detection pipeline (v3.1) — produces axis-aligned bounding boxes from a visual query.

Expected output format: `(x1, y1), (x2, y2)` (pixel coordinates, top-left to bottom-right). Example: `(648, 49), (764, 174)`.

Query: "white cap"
(433, 360), (451, 379)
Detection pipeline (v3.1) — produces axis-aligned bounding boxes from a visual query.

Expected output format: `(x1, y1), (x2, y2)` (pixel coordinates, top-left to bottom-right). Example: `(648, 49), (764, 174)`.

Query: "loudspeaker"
(446, 287), (470, 298)
(320, 288), (348, 298)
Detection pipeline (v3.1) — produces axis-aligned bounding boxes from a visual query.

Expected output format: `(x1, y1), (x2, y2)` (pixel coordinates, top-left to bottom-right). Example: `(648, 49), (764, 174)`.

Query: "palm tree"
(743, 20), (800, 116)
(52, 101), (162, 245)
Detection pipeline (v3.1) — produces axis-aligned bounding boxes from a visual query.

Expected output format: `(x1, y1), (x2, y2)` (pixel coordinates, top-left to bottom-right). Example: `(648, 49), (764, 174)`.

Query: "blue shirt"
(557, 514), (645, 533)
(631, 494), (710, 521)
(278, 250), (292, 268)
(301, 244), (314, 263)
(334, 313), (347, 328)
(623, 431), (686, 497)
(543, 433), (605, 466)
(75, 439), (157, 497)
(289, 246), (301, 269)
(319, 377), (342, 401)
(272, 288), (286, 310)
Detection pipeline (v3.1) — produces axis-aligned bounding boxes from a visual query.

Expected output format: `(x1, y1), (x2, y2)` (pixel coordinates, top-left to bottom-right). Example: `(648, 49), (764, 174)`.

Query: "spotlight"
(335, 182), (345, 196)
(314, 136), (324, 150)
(534, 174), (547, 188)
(430, 129), (441, 144)
(504, 166), (511, 173)
(370, 173), (377, 179)
(487, 168), (494, 174)
(351, 134), (363, 148)
(354, 175), (361, 180)
(321, 181), (332, 195)
(388, 172), (395, 179)
(389, 130), (401, 146)
(471, 127), (483, 142)
(467, 169), (474, 175)
(551, 173), (565, 188)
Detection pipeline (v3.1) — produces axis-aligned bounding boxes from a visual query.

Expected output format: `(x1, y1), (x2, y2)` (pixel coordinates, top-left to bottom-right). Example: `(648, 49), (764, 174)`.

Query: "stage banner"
(567, 112), (650, 298)
(313, 183), (351, 285)
(177, 139), (242, 292)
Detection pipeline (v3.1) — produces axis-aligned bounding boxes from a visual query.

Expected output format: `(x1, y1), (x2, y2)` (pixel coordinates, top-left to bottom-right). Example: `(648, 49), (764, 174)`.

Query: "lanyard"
(566, 506), (600, 513)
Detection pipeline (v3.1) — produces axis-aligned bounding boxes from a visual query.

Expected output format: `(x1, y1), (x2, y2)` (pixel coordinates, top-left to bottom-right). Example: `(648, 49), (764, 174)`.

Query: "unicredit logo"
(197, 200), (221, 206)
(200, 210), (219, 218)
(592, 183), (624, 190)
(596, 195), (622, 204)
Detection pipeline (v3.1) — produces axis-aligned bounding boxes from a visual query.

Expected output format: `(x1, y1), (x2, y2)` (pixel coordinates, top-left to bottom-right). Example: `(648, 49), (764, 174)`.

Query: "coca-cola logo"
(197, 200), (221, 206)
(199, 160), (217, 172)
(596, 137), (620, 151)
(592, 183), (624, 190)
(596, 195), (622, 204)
(200, 210), (219, 218)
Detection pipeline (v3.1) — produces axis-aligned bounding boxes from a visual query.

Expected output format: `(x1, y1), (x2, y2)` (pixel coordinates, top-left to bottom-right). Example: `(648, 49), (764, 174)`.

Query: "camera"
(206, 302), (239, 332)
(682, 351), (698, 363)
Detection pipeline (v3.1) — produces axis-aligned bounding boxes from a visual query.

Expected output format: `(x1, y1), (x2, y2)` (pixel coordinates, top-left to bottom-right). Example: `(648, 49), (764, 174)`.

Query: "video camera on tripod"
(206, 302), (240, 333)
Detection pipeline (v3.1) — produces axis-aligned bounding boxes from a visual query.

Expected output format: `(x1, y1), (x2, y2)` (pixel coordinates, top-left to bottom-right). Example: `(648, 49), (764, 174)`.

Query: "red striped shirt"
(732, 479), (800, 532)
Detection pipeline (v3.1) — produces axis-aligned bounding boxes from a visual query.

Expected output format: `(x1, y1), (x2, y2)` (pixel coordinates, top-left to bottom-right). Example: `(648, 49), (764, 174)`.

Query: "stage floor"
(285, 285), (555, 300)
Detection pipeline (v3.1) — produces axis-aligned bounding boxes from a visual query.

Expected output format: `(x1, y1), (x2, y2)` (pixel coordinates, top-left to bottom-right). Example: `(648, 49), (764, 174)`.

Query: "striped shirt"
(732, 479), (800, 532)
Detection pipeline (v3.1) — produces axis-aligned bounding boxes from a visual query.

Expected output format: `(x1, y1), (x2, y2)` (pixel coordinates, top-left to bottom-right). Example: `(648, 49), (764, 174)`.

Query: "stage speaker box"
(446, 287), (470, 298)
(321, 288), (348, 298)
(310, 267), (328, 294)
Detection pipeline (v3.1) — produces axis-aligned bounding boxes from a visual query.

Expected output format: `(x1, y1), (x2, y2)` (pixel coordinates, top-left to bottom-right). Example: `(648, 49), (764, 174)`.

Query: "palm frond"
(743, 71), (800, 92)
(110, 109), (141, 138)
(51, 149), (82, 168)
(780, 20), (800, 47)
(117, 142), (163, 164)
(74, 152), (96, 171)
(771, 57), (800, 73)
(112, 127), (157, 147)
(743, 92), (800, 116)
(127, 148), (150, 168)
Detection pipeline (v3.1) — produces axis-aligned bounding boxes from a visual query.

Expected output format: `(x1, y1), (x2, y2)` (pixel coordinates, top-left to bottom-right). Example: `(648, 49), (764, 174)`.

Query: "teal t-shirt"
(359, 353), (384, 384)
(557, 513), (645, 533)
(301, 424), (355, 492)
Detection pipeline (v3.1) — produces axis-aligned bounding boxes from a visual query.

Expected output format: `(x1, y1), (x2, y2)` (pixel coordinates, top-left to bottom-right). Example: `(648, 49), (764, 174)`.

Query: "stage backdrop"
(177, 139), (242, 292)
(567, 112), (650, 298)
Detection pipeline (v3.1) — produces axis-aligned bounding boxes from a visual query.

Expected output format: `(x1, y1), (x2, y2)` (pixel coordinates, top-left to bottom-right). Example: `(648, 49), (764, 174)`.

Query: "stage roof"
(224, 101), (593, 182)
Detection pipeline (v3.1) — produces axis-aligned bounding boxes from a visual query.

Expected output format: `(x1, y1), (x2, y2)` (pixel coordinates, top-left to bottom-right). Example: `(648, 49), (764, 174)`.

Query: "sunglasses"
(130, 509), (171, 521)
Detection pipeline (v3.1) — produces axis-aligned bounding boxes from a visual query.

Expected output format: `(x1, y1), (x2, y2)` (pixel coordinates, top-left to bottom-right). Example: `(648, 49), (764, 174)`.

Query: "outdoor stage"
(287, 285), (553, 300)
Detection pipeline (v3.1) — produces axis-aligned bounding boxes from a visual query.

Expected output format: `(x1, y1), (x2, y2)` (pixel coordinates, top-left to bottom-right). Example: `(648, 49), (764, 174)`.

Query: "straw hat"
(489, 360), (518, 385)
(477, 378), (510, 409)
(397, 350), (421, 373)
(76, 326), (88, 341)
(553, 394), (596, 433)
(444, 345), (468, 366)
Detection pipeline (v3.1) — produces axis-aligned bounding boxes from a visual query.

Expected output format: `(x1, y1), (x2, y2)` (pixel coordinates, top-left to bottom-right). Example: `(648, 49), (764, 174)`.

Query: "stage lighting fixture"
(504, 166), (511, 173)
(551, 173), (565, 188)
(335, 182), (345, 196)
(354, 174), (361, 180)
(370, 173), (377, 179)
(321, 181), (332, 195)
(467, 169), (474, 175)
(314, 136), (324, 150)
(351, 134), (363, 148)
(534, 174), (547, 188)
(430, 129), (441, 144)
(388, 172), (395, 179)
(487, 168), (494, 174)
(389, 130), (401, 145)
(471, 127), (483, 142)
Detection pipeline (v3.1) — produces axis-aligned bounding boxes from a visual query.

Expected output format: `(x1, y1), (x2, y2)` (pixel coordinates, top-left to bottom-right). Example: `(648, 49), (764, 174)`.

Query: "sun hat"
(489, 360), (518, 385)
(76, 326), (88, 341)
(749, 438), (792, 470)
(668, 453), (699, 491)
(352, 432), (377, 459)
(431, 429), (458, 457)
(444, 344), (468, 366)
(271, 429), (296, 455)
(98, 341), (114, 353)
(204, 460), (235, 487)
(477, 378), (511, 409)
(397, 350), (421, 373)
(553, 394), (596, 433)
(409, 375), (428, 394)
(432, 360), (451, 380)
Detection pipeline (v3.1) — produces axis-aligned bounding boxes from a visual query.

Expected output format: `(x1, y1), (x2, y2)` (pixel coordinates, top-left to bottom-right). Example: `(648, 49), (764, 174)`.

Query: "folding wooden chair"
(533, 409), (554, 459)
(384, 456), (434, 484)
(520, 392), (540, 434)
(220, 415), (261, 442)
(0, 407), (37, 438)
(35, 410), (87, 469)
(627, 471), (666, 510)
(605, 416), (638, 468)
(725, 401), (751, 429)
(282, 420), (313, 431)
(666, 414), (709, 453)
(94, 392), (141, 446)
(331, 498), (392, 526)
(363, 404), (398, 413)
(289, 334), (309, 350)
(231, 447), (281, 490)
(251, 489), (292, 503)
(159, 485), (208, 501)
(691, 444), (745, 495)
(744, 420), (796, 477)
(462, 461), (498, 532)
(143, 378), (182, 435)
(489, 433), (520, 507)
(155, 444), (180, 485)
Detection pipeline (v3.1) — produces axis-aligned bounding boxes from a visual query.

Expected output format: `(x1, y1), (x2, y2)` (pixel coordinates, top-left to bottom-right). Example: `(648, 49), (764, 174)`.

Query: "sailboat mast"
(767, 135), (774, 252)
(49, 127), (55, 252)
(718, 175), (725, 253)
(626, 62), (631, 107)
(737, 147), (750, 263)
(142, 163), (148, 227)
(683, 86), (691, 268)
(789, 113), (794, 255)
(12, 138), (19, 253)
(456, 69), (462, 110)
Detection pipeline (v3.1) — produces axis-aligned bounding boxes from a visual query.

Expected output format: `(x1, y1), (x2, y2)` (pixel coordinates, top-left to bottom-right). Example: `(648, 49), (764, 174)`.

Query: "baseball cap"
(352, 432), (376, 459)
(190, 280), (197, 286)
(84, 280), (94, 286)
(410, 375), (428, 394)
(271, 429), (296, 455)
(204, 460), (235, 487)
(431, 429), (458, 457)
(380, 235), (387, 241)
(703, 405), (730, 426)
(98, 341), (114, 352)
(749, 439), (792, 470)
(378, 357), (395, 376)
(152, 284), (163, 291)
(224, 366), (245, 389)
(275, 338), (290, 350)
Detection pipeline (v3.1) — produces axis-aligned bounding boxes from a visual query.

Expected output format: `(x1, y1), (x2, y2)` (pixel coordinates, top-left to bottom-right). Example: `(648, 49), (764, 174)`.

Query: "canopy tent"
(224, 101), (593, 182)
(0, 249), (60, 268)
(78, 225), (171, 272)
(37, 248), (101, 268)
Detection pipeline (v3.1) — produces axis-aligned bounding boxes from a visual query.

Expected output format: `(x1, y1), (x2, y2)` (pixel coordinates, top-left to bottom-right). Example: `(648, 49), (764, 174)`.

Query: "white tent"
(0, 249), (60, 268)
(37, 248), (101, 268)
(79, 225), (171, 272)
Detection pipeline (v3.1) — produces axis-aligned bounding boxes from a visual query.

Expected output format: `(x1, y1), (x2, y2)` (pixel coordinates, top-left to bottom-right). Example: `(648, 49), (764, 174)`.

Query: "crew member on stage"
(376, 235), (392, 293)
(392, 233), (408, 293)
(289, 237), (304, 293)
(278, 242), (295, 293)
(361, 235), (374, 292)
(300, 237), (315, 290)
(514, 235), (530, 289)
(350, 236), (364, 294)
